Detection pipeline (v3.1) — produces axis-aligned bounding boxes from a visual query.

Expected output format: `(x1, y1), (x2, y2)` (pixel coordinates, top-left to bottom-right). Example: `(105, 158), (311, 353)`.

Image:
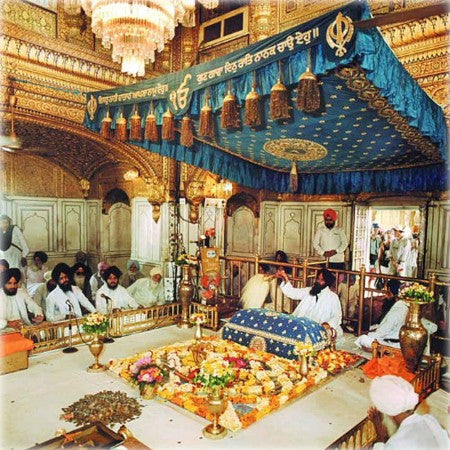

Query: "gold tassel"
(245, 73), (262, 128)
(115, 111), (127, 142)
(130, 105), (142, 141)
(289, 161), (298, 193)
(162, 109), (175, 141)
(297, 50), (321, 113)
(270, 61), (290, 120)
(180, 116), (194, 147)
(145, 102), (158, 142)
(199, 91), (214, 138)
(101, 108), (112, 139)
(221, 82), (240, 129)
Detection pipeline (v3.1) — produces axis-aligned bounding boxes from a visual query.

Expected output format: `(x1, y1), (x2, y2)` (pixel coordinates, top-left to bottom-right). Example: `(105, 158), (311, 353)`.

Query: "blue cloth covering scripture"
(221, 308), (329, 360)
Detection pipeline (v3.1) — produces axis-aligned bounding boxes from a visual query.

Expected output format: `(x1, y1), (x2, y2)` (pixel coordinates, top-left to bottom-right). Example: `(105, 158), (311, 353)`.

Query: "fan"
(1, 83), (51, 156)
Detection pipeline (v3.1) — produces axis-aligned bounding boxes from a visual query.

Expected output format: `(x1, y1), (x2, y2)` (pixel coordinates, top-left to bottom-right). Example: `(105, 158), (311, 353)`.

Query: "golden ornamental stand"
(87, 334), (106, 373)
(178, 265), (194, 329)
(203, 389), (227, 439)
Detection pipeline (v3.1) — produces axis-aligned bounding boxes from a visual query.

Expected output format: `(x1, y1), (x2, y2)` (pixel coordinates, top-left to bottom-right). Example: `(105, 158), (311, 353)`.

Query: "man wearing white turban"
(127, 266), (166, 307)
(368, 375), (448, 449)
(32, 270), (57, 310)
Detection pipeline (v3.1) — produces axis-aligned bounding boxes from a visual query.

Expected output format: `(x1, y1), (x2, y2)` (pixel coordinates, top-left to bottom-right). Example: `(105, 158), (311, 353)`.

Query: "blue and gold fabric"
(221, 308), (329, 360)
(83, 1), (448, 195)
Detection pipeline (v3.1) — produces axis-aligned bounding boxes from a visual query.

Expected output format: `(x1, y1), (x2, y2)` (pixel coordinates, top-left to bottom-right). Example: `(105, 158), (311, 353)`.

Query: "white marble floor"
(1, 326), (448, 450)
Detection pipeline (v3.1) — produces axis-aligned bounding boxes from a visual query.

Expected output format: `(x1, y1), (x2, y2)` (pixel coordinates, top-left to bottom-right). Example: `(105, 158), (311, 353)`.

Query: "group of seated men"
(238, 262), (430, 353)
(0, 253), (169, 332)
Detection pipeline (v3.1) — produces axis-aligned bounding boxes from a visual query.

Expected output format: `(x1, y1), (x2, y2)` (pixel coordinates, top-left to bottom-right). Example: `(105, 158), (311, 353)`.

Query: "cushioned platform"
(0, 332), (34, 357)
(221, 308), (329, 360)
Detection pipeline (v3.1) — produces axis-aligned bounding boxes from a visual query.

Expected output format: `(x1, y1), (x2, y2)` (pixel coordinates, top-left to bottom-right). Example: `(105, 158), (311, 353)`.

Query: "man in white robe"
(89, 261), (109, 298)
(32, 271), (56, 310)
(368, 375), (448, 449)
(96, 265), (138, 314)
(389, 226), (411, 276)
(0, 268), (44, 330)
(46, 263), (96, 322)
(0, 215), (29, 269)
(313, 209), (348, 270)
(240, 264), (274, 309)
(355, 279), (407, 351)
(127, 267), (166, 307)
(24, 251), (49, 296)
(277, 267), (343, 336)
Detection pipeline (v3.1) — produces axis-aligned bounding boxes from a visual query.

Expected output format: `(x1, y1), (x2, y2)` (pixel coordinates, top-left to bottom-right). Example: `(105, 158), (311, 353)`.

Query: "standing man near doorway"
(313, 209), (348, 270)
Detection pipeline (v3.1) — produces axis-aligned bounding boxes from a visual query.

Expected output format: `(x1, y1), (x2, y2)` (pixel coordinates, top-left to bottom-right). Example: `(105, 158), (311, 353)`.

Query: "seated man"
(127, 267), (166, 307)
(96, 265), (138, 314)
(0, 268), (44, 330)
(355, 279), (407, 351)
(337, 274), (359, 322)
(89, 261), (109, 298)
(277, 267), (343, 336)
(71, 262), (93, 304)
(240, 264), (274, 309)
(121, 259), (145, 288)
(23, 251), (49, 296)
(368, 375), (448, 449)
(32, 271), (56, 310)
(46, 263), (96, 322)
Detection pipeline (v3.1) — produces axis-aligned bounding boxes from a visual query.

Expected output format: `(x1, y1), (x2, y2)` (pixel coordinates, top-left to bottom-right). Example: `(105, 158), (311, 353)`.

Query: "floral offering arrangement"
(194, 355), (234, 392)
(292, 341), (315, 357)
(205, 228), (215, 238)
(315, 349), (364, 374)
(130, 355), (167, 388)
(82, 312), (109, 335)
(108, 337), (329, 431)
(400, 283), (434, 303)
(190, 313), (206, 325)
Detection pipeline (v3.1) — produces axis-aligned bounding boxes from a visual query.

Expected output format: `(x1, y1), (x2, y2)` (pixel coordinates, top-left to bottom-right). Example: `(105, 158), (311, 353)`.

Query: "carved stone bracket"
(185, 180), (205, 223)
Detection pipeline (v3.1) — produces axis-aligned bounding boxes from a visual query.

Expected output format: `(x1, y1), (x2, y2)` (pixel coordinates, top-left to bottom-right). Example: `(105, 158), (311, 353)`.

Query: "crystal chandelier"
(64, 0), (206, 77)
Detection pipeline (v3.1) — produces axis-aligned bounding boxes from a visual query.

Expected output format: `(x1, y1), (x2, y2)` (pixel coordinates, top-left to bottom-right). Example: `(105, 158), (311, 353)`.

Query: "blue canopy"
(83, 1), (448, 195)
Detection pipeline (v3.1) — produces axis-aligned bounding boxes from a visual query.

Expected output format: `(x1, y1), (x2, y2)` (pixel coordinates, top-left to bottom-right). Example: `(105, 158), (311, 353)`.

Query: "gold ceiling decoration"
(263, 138), (328, 163)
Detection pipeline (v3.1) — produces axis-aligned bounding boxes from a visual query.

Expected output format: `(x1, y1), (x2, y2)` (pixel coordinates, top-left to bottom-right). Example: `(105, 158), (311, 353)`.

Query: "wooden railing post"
(303, 258), (308, 287)
(357, 264), (366, 336)
(293, 257), (299, 280)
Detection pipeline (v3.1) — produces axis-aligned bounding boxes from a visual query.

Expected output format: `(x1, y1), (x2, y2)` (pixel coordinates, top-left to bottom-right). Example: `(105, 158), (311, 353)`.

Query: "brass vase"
(178, 265), (194, 329)
(194, 323), (203, 340)
(139, 384), (158, 400)
(203, 390), (227, 439)
(87, 334), (106, 372)
(399, 300), (428, 373)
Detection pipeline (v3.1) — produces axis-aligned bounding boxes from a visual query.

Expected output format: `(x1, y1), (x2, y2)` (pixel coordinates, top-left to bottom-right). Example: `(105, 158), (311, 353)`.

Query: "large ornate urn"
(178, 265), (194, 329)
(399, 300), (428, 373)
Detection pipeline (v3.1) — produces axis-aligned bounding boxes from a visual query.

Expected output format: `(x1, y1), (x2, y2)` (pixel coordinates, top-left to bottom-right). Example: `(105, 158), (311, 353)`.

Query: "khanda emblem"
(326, 12), (354, 57)
(86, 95), (98, 120)
(169, 73), (192, 112)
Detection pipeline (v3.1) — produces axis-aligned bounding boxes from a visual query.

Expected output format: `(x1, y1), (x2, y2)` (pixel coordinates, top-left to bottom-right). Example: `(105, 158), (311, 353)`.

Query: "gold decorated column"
(249, 0), (278, 43)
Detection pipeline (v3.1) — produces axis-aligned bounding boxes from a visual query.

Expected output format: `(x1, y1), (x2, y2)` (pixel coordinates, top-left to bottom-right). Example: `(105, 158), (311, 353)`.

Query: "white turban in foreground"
(370, 375), (419, 416)
(43, 271), (52, 282)
(150, 267), (163, 278)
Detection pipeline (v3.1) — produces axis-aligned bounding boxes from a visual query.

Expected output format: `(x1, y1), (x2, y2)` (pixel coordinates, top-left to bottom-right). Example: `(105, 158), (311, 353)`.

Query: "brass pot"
(399, 300), (428, 373)
(178, 265), (194, 329)
(203, 390), (227, 439)
(87, 334), (106, 373)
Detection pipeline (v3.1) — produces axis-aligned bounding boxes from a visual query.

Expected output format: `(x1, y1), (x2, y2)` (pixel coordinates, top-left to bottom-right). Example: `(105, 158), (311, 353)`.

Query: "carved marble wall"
(227, 206), (257, 256)
(0, 195), (101, 270)
(425, 200), (450, 279)
(257, 201), (351, 263)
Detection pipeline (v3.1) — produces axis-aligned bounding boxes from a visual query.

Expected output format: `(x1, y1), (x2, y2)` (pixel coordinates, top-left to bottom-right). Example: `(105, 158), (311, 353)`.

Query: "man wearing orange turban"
(313, 208), (348, 270)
